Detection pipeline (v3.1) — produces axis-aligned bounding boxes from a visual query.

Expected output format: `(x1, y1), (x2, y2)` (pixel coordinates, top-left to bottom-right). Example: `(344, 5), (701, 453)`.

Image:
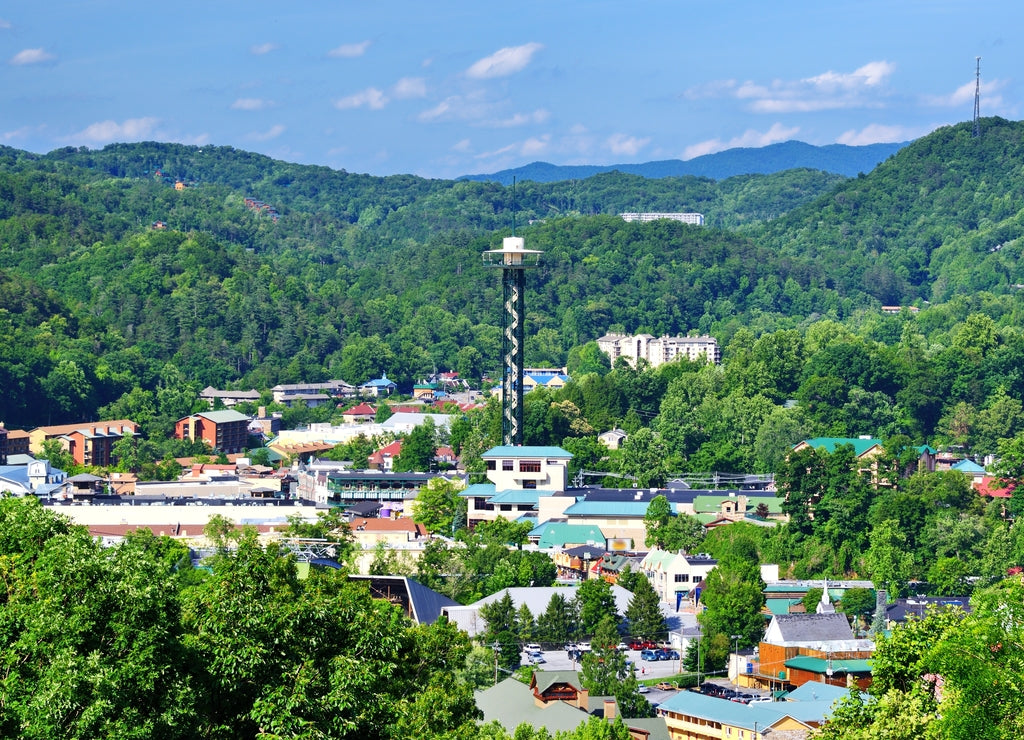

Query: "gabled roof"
(476, 678), (594, 735)
(797, 437), (883, 456)
(531, 670), (585, 695)
(765, 613), (856, 645)
(529, 521), (606, 548)
(347, 575), (458, 625)
(343, 402), (376, 416)
(951, 459), (986, 473)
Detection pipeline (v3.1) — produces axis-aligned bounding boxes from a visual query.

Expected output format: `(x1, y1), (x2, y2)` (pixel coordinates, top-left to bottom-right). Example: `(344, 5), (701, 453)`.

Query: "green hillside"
(757, 117), (1024, 304)
(2, 120), (1024, 436)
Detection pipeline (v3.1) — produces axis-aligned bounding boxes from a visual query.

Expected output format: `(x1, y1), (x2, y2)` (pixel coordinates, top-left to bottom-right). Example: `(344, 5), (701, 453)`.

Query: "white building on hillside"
(620, 212), (704, 225)
(596, 332), (720, 368)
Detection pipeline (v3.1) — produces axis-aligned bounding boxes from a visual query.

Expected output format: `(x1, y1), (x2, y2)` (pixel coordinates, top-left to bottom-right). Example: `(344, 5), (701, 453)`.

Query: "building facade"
(596, 333), (720, 368)
(174, 410), (250, 454)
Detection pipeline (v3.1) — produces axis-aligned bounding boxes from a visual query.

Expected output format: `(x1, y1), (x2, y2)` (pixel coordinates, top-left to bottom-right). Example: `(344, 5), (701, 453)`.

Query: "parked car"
(665, 649), (680, 660)
(640, 649), (659, 661)
(638, 684), (650, 694)
(655, 682), (678, 691)
(576, 642), (591, 651)
(616, 642), (629, 651)
(528, 653), (545, 664)
(524, 643), (541, 653)
(630, 639), (656, 650)
(654, 649), (671, 661)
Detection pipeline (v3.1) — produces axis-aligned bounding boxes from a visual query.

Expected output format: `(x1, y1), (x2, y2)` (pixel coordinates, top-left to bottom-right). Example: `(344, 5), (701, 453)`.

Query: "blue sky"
(1, 1), (1019, 179)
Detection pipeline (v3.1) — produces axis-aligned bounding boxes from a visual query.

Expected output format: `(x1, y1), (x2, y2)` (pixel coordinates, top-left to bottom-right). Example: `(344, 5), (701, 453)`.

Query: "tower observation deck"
(483, 236), (542, 446)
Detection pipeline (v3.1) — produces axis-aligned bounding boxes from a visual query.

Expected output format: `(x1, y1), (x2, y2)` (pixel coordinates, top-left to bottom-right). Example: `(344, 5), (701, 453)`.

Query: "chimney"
(603, 698), (616, 720)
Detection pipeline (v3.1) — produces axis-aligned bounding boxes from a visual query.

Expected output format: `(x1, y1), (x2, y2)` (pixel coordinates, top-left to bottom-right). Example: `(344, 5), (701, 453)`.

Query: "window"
(502, 460), (514, 471)
(486, 460), (496, 471)
(523, 480), (537, 489)
(674, 573), (690, 582)
(520, 460), (541, 473)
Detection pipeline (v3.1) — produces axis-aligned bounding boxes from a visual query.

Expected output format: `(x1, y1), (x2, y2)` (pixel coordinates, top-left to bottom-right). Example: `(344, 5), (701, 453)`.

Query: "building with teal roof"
(794, 437), (884, 456)
(658, 687), (833, 737)
(528, 521), (606, 548)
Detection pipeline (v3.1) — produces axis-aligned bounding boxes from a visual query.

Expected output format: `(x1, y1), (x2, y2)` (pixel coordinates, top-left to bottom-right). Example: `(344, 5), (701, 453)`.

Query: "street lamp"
(731, 635), (741, 682)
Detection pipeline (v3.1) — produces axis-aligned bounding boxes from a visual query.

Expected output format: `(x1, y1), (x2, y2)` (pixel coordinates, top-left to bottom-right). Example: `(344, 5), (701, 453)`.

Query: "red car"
(629, 639), (656, 650)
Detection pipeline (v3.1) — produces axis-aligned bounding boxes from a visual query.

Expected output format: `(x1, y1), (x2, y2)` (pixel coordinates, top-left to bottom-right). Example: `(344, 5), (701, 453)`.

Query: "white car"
(638, 685), (650, 694)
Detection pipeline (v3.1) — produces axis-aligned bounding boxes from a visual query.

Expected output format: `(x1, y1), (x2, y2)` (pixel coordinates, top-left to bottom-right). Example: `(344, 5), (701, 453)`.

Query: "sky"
(1, 1), (1020, 180)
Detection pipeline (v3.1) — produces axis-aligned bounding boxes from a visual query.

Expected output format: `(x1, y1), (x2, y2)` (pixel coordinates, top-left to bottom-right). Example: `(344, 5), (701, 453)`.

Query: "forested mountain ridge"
(459, 140), (907, 184)
(756, 117), (1024, 305)
(2, 118), (1024, 436)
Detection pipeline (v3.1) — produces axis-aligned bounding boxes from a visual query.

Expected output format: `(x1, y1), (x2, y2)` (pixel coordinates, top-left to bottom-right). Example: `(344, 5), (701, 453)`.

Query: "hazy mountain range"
(459, 140), (909, 184)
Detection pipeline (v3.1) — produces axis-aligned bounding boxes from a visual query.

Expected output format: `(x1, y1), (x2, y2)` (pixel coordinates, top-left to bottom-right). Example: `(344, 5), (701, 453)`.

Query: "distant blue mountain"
(458, 140), (908, 184)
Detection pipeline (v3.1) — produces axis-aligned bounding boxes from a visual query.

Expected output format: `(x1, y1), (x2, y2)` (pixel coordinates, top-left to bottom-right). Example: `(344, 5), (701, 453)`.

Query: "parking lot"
(525, 647), (683, 676)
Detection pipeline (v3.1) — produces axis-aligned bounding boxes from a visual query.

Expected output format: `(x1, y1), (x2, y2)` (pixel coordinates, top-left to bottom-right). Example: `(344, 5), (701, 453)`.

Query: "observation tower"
(483, 236), (542, 445)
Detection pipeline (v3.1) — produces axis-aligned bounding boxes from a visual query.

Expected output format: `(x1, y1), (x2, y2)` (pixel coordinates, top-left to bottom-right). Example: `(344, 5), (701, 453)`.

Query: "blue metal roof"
(563, 500), (672, 516)
(460, 483), (496, 498)
(488, 488), (554, 505)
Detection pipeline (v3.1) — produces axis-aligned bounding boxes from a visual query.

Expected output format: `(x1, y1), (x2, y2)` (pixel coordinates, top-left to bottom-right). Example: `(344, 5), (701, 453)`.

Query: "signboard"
(605, 537), (633, 552)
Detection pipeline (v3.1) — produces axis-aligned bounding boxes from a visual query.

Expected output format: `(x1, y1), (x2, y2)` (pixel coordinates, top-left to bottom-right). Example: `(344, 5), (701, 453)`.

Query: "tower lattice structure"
(483, 236), (542, 445)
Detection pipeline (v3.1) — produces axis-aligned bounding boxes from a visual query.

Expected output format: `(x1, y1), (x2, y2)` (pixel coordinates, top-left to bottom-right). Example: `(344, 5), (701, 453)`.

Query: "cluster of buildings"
(243, 196), (280, 221)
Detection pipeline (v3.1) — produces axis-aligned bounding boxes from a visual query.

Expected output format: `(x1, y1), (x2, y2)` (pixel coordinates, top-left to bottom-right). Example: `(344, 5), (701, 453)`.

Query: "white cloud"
(0, 18), (11, 29)
(520, 135), (550, 156)
(335, 87), (388, 110)
(392, 77), (427, 99)
(475, 143), (516, 160)
(328, 41), (371, 59)
(250, 42), (278, 55)
(2, 126), (32, 142)
(605, 133), (650, 157)
(836, 123), (929, 146)
(484, 109), (550, 128)
(419, 99), (453, 122)
(249, 124), (286, 141)
(9, 48), (55, 66)
(683, 123), (800, 160)
(452, 138), (472, 153)
(804, 61), (895, 90)
(231, 97), (272, 111)
(466, 42), (542, 79)
(923, 78), (1003, 109)
(66, 117), (161, 143)
(704, 61), (895, 114)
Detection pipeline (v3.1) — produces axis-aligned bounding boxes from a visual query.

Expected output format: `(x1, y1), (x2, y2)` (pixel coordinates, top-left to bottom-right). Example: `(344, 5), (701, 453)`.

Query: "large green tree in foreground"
(0, 497), (481, 740)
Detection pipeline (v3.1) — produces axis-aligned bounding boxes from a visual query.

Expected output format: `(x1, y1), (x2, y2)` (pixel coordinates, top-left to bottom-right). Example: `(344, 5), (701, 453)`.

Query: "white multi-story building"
(620, 212), (704, 225)
(596, 333), (721, 368)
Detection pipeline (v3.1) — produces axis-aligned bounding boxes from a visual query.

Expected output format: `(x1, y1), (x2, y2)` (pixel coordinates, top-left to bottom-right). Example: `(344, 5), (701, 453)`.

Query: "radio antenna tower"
(973, 56), (982, 138)
(482, 183), (542, 446)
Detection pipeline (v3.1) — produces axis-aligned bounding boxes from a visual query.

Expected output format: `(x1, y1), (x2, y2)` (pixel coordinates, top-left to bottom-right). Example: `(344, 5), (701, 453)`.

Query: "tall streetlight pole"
(482, 236), (542, 446)
(731, 634), (741, 683)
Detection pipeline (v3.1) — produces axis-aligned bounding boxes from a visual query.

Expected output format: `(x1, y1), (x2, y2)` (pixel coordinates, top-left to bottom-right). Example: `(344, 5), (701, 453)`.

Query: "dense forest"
(3, 117), (1024, 457)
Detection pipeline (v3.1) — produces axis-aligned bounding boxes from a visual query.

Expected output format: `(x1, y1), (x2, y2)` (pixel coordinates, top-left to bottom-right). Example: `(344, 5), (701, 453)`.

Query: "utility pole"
(973, 56), (982, 138)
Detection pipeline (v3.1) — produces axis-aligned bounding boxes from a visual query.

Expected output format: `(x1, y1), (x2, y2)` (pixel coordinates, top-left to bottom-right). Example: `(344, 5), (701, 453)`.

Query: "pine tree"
(623, 575), (666, 642)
